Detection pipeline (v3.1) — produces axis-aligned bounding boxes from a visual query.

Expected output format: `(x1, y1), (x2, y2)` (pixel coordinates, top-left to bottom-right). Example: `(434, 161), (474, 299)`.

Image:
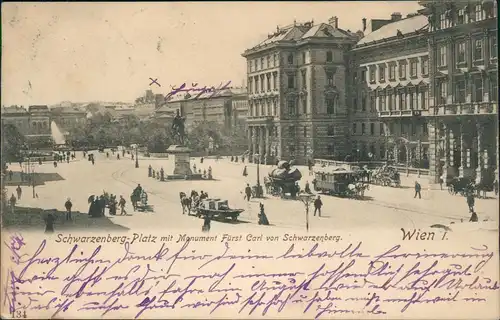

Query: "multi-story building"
(419, 0), (498, 184)
(1, 106), (31, 135)
(350, 13), (431, 168)
(242, 18), (360, 164)
(50, 107), (87, 134)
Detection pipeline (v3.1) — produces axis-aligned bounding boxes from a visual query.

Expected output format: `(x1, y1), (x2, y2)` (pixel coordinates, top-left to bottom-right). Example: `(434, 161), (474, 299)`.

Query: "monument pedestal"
(165, 145), (203, 180)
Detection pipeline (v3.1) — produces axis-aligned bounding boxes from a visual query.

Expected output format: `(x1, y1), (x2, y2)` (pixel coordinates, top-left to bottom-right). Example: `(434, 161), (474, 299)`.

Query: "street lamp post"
(135, 145), (139, 168)
(298, 193), (314, 232)
(253, 153), (263, 198)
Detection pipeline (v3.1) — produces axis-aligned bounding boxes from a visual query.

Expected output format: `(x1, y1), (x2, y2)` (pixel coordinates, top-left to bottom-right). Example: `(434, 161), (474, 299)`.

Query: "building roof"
(301, 23), (354, 39)
(28, 105), (50, 112)
(356, 14), (428, 46)
(50, 106), (87, 114)
(2, 106), (29, 115)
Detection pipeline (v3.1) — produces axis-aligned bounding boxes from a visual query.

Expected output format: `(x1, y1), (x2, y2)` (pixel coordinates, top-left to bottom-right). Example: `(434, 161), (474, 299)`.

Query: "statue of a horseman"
(171, 109), (186, 145)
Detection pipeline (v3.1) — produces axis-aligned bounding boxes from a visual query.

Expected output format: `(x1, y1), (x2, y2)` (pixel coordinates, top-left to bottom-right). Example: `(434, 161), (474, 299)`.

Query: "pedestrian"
(258, 203), (270, 226)
(203, 169), (207, 178)
(231, 156), (234, 162)
(202, 214), (211, 232)
(193, 164), (197, 173)
(44, 213), (56, 233)
(8, 170), (13, 181)
(117, 154), (120, 160)
(91, 158), (95, 165)
(16, 185), (22, 200)
(67, 157), (70, 163)
(200, 157), (204, 164)
(314, 195), (322, 217)
(466, 192), (475, 213)
(148, 165), (153, 177)
(439, 174), (444, 190)
(245, 183), (252, 201)
(414, 181), (422, 199)
(305, 181), (311, 194)
(160, 167), (165, 181)
(243, 166), (248, 177)
(132, 154), (134, 160)
(99, 195), (106, 216)
(152, 169), (156, 178)
(208, 166), (212, 180)
(119, 195), (127, 215)
(106, 152), (109, 158)
(64, 198), (73, 221)
(38, 158), (42, 165)
(9, 193), (16, 214)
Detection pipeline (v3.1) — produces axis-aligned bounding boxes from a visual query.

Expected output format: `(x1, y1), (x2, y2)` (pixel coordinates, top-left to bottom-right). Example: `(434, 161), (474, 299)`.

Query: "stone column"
(265, 126), (270, 164)
(247, 127), (252, 156)
(395, 91), (400, 111)
(459, 122), (466, 177)
(446, 38), (454, 105)
(259, 126), (265, 164)
(476, 120), (483, 183)
(443, 123), (450, 177)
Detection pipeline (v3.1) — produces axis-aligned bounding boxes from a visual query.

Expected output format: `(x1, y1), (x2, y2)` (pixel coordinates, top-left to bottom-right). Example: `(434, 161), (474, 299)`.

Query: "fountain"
(50, 121), (66, 145)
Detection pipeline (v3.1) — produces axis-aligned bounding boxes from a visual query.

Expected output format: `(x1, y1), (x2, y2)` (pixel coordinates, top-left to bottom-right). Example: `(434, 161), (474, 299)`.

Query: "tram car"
(312, 168), (358, 197)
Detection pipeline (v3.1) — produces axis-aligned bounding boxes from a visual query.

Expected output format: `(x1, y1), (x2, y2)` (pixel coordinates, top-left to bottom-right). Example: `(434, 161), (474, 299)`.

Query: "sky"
(1, 1), (422, 106)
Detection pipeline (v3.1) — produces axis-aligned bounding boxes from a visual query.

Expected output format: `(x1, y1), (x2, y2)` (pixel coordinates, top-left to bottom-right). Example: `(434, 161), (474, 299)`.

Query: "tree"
(2, 123), (26, 162)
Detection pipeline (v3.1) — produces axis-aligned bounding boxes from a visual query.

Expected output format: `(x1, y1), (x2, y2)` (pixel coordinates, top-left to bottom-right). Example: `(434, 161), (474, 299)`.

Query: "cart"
(194, 198), (244, 221)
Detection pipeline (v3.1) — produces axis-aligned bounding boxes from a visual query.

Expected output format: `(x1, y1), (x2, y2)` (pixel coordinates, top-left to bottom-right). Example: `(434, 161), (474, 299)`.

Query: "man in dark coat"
(65, 198), (73, 221)
(414, 181), (422, 199)
(245, 184), (252, 201)
(314, 196), (323, 217)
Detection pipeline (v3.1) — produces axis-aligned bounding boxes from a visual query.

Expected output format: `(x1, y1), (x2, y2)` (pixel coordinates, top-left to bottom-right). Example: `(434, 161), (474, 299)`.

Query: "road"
(6, 150), (499, 233)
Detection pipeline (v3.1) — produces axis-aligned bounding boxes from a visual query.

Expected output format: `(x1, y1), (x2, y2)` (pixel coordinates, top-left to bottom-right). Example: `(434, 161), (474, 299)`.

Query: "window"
(273, 54), (278, 66)
(248, 78), (252, 93)
(423, 123), (428, 135)
(248, 61), (252, 72)
(455, 79), (466, 103)
(289, 126), (295, 137)
(401, 124), (406, 134)
(301, 70), (307, 88)
(379, 65), (386, 81)
(399, 91), (406, 110)
(390, 93), (396, 110)
(254, 60), (258, 71)
(490, 75), (498, 101)
(410, 61), (418, 77)
(474, 77), (483, 102)
(474, 39), (483, 60)
(440, 13), (447, 29)
(380, 123), (385, 135)
(287, 99), (296, 115)
(352, 123), (357, 134)
(261, 57), (264, 69)
(255, 77), (259, 93)
(379, 94), (386, 111)
(421, 88), (429, 109)
(370, 123), (375, 135)
(303, 126), (307, 137)
(439, 45), (447, 67)
(266, 75), (271, 92)
(273, 73), (277, 90)
(327, 144), (335, 155)
(457, 9), (465, 24)
(267, 56), (271, 68)
(288, 54), (294, 65)
(249, 103), (254, 116)
(302, 52), (306, 64)
(289, 145), (295, 155)
(302, 97), (307, 114)
(361, 70), (367, 83)
(326, 51), (333, 62)
(261, 76), (265, 92)
(288, 74), (295, 89)
(369, 67), (376, 83)
(475, 5), (483, 21)
(326, 98), (335, 114)
(389, 65), (396, 80)
(399, 62), (406, 78)
(327, 125), (335, 136)
(421, 58), (429, 75)
(353, 98), (357, 113)
(361, 94), (366, 112)
(439, 81), (447, 104)
(327, 72), (334, 85)
(368, 94), (374, 112)
(361, 123), (366, 135)
(492, 35), (498, 59)
(411, 91), (418, 109)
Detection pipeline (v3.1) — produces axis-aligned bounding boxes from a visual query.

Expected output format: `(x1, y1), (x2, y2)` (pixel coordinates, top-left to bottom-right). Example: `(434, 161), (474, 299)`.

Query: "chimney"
(391, 12), (402, 21)
(362, 18), (367, 31)
(328, 16), (339, 29)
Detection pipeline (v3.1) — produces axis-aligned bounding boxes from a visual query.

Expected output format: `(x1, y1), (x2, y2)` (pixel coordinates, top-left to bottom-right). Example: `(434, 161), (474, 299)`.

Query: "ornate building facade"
(350, 13), (431, 168)
(242, 18), (360, 164)
(420, 0), (498, 184)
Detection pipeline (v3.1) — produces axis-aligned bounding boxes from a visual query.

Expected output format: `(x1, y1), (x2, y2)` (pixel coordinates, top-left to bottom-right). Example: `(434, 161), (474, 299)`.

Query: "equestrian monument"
(165, 111), (202, 180)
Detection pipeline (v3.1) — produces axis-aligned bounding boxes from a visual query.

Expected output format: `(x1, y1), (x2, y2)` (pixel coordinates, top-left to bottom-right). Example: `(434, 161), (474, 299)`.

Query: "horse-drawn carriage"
(264, 161), (302, 198)
(131, 189), (150, 212)
(312, 168), (368, 198)
(194, 198), (244, 221)
(447, 177), (474, 196)
(371, 166), (401, 187)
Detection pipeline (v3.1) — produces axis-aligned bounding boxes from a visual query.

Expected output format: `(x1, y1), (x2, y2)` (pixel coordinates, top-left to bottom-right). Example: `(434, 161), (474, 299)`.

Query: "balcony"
(247, 115), (274, 124)
(431, 101), (498, 116)
(377, 109), (429, 118)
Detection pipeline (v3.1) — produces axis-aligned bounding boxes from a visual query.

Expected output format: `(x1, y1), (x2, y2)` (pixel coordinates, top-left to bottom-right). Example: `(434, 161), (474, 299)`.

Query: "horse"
(180, 192), (192, 214)
(354, 182), (369, 198)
